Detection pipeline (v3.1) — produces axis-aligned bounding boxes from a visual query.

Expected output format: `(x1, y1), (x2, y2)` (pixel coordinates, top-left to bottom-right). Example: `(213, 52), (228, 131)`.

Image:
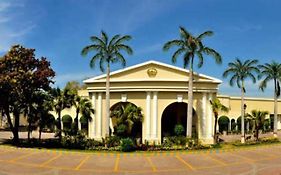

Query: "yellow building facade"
(57, 60), (281, 144)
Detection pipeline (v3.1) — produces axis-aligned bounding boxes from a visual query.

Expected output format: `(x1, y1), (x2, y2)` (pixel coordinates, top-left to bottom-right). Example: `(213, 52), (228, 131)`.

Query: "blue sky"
(0, 0), (280, 97)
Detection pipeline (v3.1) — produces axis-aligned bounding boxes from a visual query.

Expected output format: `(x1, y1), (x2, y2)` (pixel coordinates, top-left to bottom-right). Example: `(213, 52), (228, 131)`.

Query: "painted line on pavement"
(39, 153), (62, 167)
(145, 157), (157, 172)
(114, 154), (120, 172)
(9, 152), (38, 162)
(175, 155), (195, 171)
(74, 155), (90, 170)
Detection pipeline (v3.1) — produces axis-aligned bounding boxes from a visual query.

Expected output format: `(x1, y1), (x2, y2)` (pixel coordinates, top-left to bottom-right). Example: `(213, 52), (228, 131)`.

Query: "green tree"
(73, 95), (94, 133)
(163, 27), (222, 137)
(0, 45), (55, 144)
(246, 110), (269, 140)
(210, 98), (229, 143)
(223, 58), (259, 143)
(51, 87), (74, 140)
(258, 61), (281, 137)
(110, 103), (143, 137)
(81, 31), (133, 136)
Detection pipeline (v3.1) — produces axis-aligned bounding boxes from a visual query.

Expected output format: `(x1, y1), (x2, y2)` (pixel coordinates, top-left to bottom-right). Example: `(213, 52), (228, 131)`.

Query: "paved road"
(0, 144), (281, 175)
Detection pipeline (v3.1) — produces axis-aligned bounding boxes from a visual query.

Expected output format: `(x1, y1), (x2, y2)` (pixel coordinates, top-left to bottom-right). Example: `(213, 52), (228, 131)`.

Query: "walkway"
(0, 144), (281, 174)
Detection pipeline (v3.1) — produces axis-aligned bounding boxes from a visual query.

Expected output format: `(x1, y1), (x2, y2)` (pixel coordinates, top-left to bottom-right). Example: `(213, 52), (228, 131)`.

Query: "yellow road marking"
(228, 152), (254, 162)
(9, 152), (37, 162)
(74, 155), (90, 170)
(39, 153), (62, 167)
(146, 157), (157, 172)
(114, 154), (120, 172)
(207, 155), (227, 166)
(175, 155), (194, 171)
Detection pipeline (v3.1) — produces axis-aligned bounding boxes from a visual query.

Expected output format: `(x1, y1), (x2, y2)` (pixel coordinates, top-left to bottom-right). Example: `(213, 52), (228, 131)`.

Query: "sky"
(0, 0), (280, 97)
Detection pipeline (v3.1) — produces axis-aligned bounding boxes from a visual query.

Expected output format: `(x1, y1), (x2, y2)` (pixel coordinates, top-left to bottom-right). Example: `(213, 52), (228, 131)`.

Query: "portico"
(83, 60), (221, 144)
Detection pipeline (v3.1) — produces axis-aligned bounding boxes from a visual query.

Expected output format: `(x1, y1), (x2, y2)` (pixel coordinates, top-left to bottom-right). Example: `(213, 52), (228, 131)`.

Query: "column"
(89, 93), (96, 138)
(96, 92), (102, 139)
(202, 92), (207, 138)
(207, 93), (213, 139)
(78, 115), (81, 130)
(229, 119), (231, 132)
(152, 92), (158, 140)
(146, 92), (151, 140)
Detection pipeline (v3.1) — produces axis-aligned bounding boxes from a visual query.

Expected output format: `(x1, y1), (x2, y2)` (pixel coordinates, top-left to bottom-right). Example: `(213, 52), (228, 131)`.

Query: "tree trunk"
(39, 127), (42, 142)
(27, 118), (31, 142)
(241, 81), (245, 143)
(13, 111), (20, 145)
(57, 111), (62, 141)
(5, 107), (18, 144)
(105, 63), (110, 136)
(214, 114), (218, 143)
(75, 109), (79, 133)
(273, 79), (278, 137)
(187, 63), (193, 138)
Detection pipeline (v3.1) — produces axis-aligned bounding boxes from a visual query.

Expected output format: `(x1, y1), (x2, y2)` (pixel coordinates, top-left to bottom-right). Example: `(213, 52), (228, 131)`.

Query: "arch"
(45, 114), (55, 132)
(231, 118), (236, 131)
(62, 114), (73, 130)
(218, 116), (230, 133)
(161, 102), (197, 141)
(110, 102), (143, 139)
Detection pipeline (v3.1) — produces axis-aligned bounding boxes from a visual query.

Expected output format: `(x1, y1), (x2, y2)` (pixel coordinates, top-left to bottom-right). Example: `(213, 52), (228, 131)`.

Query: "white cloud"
(54, 72), (96, 87)
(0, 1), (35, 52)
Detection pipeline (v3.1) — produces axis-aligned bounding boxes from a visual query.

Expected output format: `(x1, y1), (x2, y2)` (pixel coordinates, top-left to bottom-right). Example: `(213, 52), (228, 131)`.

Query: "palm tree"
(81, 31), (133, 136)
(73, 95), (94, 132)
(51, 87), (73, 140)
(246, 110), (269, 140)
(110, 103), (143, 136)
(163, 27), (222, 137)
(223, 58), (259, 143)
(258, 61), (281, 137)
(210, 98), (229, 143)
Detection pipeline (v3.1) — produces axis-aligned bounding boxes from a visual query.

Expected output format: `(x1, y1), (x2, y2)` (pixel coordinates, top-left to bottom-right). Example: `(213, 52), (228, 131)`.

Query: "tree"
(258, 61), (281, 137)
(81, 31), (133, 136)
(110, 103), (143, 137)
(223, 58), (259, 143)
(73, 95), (94, 133)
(246, 110), (269, 140)
(210, 98), (229, 143)
(163, 27), (222, 137)
(51, 87), (74, 140)
(0, 45), (55, 144)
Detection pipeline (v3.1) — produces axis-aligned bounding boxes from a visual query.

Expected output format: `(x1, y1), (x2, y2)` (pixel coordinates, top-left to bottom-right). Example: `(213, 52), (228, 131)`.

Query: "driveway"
(0, 144), (281, 175)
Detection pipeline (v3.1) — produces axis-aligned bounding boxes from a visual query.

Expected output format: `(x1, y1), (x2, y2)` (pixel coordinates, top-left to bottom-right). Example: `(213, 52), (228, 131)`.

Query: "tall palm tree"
(258, 61), (281, 137)
(51, 87), (73, 140)
(163, 27), (222, 137)
(246, 110), (269, 141)
(223, 58), (259, 143)
(81, 31), (133, 136)
(210, 98), (229, 143)
(73, 95), (94, 132)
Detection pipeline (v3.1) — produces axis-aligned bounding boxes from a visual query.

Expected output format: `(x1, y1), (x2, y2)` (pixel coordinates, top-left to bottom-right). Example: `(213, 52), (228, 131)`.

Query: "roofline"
(83, 60), (222, 83)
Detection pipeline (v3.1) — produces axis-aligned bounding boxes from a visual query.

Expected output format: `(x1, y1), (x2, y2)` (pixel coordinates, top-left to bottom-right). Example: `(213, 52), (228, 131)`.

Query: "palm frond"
(197, 31), (214, 40)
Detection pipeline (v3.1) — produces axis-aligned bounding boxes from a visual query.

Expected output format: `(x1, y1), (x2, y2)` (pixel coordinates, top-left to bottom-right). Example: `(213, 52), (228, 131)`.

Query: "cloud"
(54, 72), (96, 87)
(0, 1), (34, 52)
(219, 79), (274, 98)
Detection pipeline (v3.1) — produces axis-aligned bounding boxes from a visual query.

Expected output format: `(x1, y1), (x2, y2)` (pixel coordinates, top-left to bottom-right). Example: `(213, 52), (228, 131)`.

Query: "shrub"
(104, 136), (121, 148)
(174, 124), (185, 136)
(116, 124), (127, 137)
(120, 138), (135, 152)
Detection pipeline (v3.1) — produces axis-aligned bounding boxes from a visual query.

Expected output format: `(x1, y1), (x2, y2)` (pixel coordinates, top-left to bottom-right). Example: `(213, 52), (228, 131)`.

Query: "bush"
(116, 124), (127, 137)
(104, 136), (121, 148)
(120, 138), (135, 152)
(61, 131), (87, 149)
(174, 124), (185, 136)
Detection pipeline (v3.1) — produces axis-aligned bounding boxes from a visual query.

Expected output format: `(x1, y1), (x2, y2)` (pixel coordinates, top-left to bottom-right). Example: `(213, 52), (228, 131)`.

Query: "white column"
(207, 93), (213, 139)
(229, 119), (231, 132)
(89, 93), (96, 138)
(152, 92), (158, 140)
(202, 92), (207, 137)
(96, 92), (102, 139)
(146, 92), (151, 140)
(78, 115), (81, 130)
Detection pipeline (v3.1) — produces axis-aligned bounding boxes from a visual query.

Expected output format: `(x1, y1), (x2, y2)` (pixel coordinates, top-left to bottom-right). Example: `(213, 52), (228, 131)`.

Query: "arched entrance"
(110, 102), (143, 139)
(161, 102), (197, 141)
(218, 116), (230, 133)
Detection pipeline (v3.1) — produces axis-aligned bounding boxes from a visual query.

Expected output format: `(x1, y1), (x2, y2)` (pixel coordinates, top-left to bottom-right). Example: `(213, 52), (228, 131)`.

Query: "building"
(57, 60), (281, 144)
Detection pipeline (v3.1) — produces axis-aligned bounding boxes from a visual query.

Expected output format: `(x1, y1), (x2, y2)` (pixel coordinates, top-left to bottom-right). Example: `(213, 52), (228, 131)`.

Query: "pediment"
(83, 60), (221, 84)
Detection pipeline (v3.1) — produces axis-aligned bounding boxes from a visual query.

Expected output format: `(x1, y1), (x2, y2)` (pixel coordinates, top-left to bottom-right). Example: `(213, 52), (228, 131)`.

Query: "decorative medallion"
(147, 67), (157, 77)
